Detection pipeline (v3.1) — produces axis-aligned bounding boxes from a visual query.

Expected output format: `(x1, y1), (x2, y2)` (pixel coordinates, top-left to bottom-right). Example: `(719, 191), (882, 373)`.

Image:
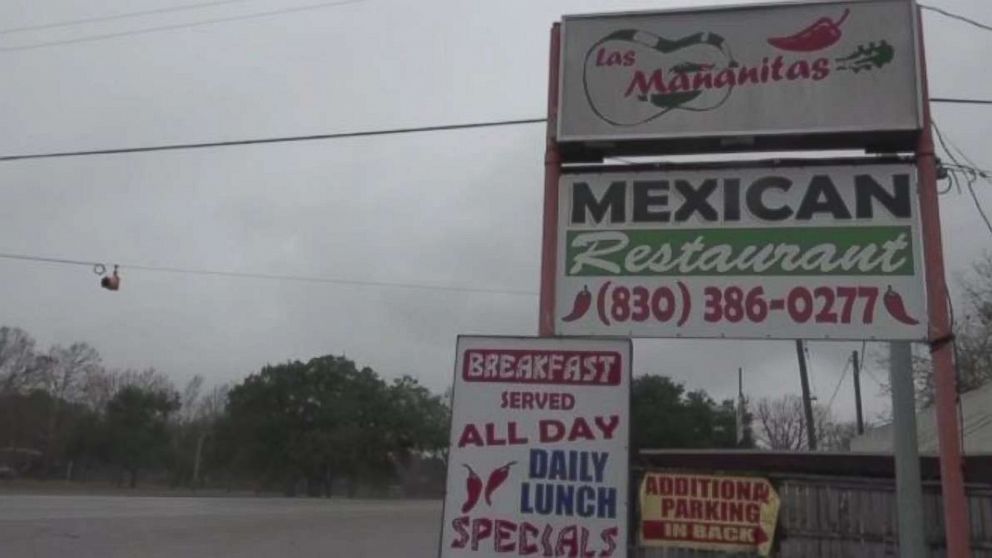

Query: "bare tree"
(179, 375), (205, 425)
(79, 367), (176, 414)
(756, 395), (808, 450)
(949, 255), (992, 389)
(43, 343), (101, 404)
(0, 326), (40, 394)
(40, 343), (101, 471)
(190, 382), (230, 487)
(169, 377), (229, 488)
(897, 254), (992, 407)
(118, 368), (175, 395)
(755, 395), (850, 451)
(79, 367), (116, 414)
(0, 327), (42, 448)
(197, 382), (230, 422)
(819, 420), (860, 451)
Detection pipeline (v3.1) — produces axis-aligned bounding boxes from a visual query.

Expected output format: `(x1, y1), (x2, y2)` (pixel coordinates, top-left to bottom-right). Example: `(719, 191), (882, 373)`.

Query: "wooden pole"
(852, 350), (864, 435)
(795, 340), (816, 450)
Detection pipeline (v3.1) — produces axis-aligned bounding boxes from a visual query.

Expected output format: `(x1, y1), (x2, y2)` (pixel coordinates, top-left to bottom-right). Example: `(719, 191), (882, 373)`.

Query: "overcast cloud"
(1, 0), (989, 426)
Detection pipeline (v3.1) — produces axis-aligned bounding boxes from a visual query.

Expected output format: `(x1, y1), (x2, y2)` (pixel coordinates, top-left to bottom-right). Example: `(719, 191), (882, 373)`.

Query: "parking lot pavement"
(0, 495), (443, 557)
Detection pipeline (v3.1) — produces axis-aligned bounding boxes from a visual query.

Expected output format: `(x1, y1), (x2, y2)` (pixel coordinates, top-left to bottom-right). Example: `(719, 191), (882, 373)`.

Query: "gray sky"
(0, 0), (989, 426)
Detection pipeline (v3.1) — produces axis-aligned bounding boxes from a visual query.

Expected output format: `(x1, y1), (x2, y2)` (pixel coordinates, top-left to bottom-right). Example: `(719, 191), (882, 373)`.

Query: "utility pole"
(795, 340), (817, 450)
(852, 350), (864, 435)
(736, 367), (744, 446)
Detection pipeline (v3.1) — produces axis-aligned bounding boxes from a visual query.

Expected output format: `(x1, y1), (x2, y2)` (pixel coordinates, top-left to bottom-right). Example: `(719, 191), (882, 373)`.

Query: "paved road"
(0, 495), (443, 557)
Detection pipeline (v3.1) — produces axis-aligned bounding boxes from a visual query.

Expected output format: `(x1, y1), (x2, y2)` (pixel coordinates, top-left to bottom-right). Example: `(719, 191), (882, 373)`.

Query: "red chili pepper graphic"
(767, 9), (849, 52)
(561, 286), (592, 322)
(883, 286), (919, 325)
(460, 464), (483, 513)
(484, 461), (516, 506)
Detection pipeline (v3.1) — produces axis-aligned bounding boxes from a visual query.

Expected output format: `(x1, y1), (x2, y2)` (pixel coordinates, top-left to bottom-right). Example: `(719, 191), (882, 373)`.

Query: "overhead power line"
(943, 162), (991, 178)
(0, 251), (538, 297)
(1, 2), (985, 48)
(933, 120), (992, 237)
(0, 0), (366, 53)
(0, 0), (255, 34)
(920, 5), (992, 33)
(0, 98), (986, 163)
(0, 253), (96, 268)
(931, 98), (992, 106)
(856, 340), (885, 388)
(826, 354), (852, 412)
(0, 118), (547, 162)
(965, 179), (992, 237)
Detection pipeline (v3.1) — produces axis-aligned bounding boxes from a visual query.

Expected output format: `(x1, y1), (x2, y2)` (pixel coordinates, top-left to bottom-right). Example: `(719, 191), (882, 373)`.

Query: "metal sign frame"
(538, 2), (973, 554)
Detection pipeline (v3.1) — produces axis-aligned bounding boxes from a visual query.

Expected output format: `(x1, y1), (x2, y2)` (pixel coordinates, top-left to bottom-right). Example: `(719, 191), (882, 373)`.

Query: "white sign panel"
(440, 336), (631, 558)
(558, 0), (922, 150)
(555, 162), (927, 340)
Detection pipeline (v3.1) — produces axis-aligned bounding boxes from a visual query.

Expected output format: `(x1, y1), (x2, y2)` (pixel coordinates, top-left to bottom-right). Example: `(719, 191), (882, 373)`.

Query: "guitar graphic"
(582, 29), (738, 127)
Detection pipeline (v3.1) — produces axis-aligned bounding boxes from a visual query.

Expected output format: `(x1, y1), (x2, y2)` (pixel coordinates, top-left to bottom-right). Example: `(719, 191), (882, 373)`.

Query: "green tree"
(226, 356), (390, 496)
(383, 376), (449, 494)
(224, 356), (448, 496)
(105, 385), (179, 488)
(631, 375), (746, 451)
(385, 375), (449, 456)
(61, 404), (104, 480)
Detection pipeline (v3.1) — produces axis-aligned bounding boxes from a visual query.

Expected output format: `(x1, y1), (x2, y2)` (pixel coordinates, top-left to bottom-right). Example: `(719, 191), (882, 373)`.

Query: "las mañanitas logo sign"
(554, 162), (927, 341)
(587, 10), (888, 124)
(558, 0), (921, 149)
(439, 336), (631, 558)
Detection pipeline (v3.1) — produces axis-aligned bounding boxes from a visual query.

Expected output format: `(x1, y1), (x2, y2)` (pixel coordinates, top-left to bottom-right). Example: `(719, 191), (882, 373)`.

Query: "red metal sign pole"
(539, 23), (562, 338)
(916, 8), (973, 557)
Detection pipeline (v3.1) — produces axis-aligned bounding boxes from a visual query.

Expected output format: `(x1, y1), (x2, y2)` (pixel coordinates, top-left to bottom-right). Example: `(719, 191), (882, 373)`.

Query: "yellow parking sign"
(640, 472), (780, 556)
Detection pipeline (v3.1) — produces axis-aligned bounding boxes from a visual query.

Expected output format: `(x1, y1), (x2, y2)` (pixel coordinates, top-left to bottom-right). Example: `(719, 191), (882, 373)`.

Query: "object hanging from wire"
(95, 264), (120, 291)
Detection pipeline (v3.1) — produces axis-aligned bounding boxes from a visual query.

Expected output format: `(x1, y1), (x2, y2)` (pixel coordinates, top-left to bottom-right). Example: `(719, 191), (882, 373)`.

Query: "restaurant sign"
(555, 162), (927, 340)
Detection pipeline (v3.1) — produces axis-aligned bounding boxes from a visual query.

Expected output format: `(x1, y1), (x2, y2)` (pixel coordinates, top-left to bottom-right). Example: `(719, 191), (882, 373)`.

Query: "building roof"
(636, 449), (992, 483)
(850, 381), (992, 454)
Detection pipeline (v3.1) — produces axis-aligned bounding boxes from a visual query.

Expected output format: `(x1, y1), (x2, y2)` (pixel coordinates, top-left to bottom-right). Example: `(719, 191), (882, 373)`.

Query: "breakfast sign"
(557, 0), (922, 152)
(554, 162), (927, 340)
(439, 336), (631, 558)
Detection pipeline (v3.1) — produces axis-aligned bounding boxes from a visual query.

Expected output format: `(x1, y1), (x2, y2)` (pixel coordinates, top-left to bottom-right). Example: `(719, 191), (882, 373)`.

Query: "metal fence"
(635, 473), (992, 558)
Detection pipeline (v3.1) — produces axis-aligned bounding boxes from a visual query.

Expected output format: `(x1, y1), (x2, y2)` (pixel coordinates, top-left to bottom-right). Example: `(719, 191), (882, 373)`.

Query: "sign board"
(555, 162), (927, 340)
(440, 336), (631, 558)
(558, 0), (921, 155)
(640, 472), (780, 556)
